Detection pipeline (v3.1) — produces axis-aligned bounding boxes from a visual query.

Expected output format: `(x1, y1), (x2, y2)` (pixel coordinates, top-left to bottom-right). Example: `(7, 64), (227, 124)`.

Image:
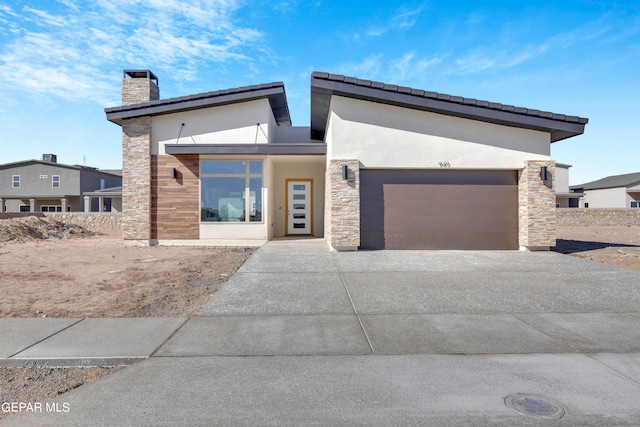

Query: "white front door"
(287, 180), (312, 235)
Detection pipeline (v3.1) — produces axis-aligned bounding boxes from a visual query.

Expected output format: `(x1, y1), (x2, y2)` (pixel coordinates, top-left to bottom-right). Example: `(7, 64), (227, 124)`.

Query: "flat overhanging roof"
(310, 72), (588, 142)
(165, 143), (326, 155)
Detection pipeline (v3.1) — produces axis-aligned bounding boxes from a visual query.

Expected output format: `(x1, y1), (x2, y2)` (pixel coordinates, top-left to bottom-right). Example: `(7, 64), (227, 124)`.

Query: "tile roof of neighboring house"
(310, 72), (588, 142)
(105, 82), (291, 126)
(570, 172), (640, 191)
(0, 160), (121, 176)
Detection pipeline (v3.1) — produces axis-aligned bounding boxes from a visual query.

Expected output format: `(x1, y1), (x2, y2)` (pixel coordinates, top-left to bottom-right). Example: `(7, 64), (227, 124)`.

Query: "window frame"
(41, 205), (62, 212)
(200, 159), (263, 224)
(52, 175), (61, 188)
(12, 175), (20, 188)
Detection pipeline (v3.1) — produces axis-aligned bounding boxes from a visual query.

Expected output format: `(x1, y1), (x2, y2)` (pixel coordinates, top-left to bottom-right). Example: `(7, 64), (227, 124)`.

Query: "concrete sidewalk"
(3, 239), (640, 425)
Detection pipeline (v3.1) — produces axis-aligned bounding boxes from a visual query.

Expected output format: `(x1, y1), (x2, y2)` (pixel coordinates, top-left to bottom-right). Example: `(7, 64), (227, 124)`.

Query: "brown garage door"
(360, 170), (518, 250)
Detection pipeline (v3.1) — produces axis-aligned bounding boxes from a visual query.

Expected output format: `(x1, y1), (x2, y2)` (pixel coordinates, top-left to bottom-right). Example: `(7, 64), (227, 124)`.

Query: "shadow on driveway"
(553, 239), (640, 254)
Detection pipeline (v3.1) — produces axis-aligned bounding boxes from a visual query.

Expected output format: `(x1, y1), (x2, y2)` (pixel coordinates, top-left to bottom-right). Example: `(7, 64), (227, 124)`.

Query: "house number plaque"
(439, 162), (451, 168)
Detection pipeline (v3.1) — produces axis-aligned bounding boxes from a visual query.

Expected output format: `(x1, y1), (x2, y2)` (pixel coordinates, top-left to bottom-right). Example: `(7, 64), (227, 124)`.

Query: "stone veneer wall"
(122, 77), (159, 106)
(325, 159), (360, 250)
(557, 209), (640, 226)
(0, 212), (121, 234)
(518, 160), (556, 249)
(122, 116), (152, 242)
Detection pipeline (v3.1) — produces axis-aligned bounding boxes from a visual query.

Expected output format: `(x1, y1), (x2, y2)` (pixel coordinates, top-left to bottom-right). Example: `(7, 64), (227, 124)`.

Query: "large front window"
(200, 160), (262, 222)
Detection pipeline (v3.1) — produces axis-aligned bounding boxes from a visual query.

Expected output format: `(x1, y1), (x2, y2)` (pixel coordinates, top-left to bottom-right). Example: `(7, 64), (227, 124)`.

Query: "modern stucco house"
(105, 70), (588, 250)
(1, 155), (122, 213)
(570, 172), (640, 208)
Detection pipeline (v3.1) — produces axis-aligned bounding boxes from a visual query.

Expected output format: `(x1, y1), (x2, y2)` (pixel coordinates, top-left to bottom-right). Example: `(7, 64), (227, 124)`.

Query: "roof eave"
(310, 73), (587, 142)
(106, 84), (291, 126)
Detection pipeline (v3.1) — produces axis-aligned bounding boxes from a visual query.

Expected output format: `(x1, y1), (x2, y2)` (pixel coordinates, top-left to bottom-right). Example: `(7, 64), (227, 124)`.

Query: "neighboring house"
(555, 163), (582, 208)
(570, 172), (640, 208)
(105, 70), (588, 250)
(0, 156), (122, 213)
(83, 186), (123, 213)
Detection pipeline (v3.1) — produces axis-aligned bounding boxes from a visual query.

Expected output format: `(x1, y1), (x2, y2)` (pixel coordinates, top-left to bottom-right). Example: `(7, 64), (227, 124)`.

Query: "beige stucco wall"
(326, 96), (551, 168)
(270, 156), (325, 237)
(582, 187), (629, 208)
(555, 165), (570, 194)
(151, 99), (275, 155)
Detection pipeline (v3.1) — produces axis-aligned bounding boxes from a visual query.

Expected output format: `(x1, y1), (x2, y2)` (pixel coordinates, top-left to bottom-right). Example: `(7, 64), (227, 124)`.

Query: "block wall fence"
(557, 209), (640, 227)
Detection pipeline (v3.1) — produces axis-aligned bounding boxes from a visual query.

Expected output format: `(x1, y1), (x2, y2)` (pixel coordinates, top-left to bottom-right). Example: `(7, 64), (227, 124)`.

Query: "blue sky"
(1, 0), (638, 185)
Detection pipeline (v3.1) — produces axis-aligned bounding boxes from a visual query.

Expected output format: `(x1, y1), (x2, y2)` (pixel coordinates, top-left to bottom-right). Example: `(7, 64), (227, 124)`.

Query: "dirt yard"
(554, 226), (640, 272)
(1, 217), (640, 420)
(0, 216), (256, 419)
(0, 216), (255, 318)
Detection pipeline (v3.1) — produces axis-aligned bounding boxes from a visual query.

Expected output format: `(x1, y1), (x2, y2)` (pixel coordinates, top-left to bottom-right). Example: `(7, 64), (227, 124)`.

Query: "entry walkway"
(3, 239), (640, 425)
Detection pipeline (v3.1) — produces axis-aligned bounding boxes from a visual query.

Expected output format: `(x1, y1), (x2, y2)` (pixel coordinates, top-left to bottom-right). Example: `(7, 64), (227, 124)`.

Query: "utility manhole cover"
(505, 393), (566, 420)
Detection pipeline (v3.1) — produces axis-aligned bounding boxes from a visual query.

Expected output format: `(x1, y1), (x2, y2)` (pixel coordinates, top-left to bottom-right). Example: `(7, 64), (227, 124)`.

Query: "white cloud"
(0, 4), (18, 16)
(390, 52), (441, 81)
(391, 7), (422, 30)
(365, 4), (425, 37)
(0, 0), (263, 105)
(335, 51), (441, 84)
(23, 6), (67, 27)
(336, 54), (384, 80)
(450, 15), (620, 76)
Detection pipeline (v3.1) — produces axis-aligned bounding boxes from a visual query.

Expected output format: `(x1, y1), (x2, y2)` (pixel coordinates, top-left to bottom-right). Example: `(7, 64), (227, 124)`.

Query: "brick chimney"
(120, 70), (159, 245)
(122, 70), (159, 105)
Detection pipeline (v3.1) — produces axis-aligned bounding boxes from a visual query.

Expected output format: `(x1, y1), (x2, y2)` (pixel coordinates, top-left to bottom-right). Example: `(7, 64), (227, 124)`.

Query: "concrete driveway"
(5, 239), (640, 426)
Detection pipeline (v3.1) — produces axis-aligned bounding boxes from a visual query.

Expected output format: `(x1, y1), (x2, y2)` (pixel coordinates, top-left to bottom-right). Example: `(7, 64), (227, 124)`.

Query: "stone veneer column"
(518, 160), (556, 250)
(122, 117), (152, 243)
(120, 72), (159, 245)
(325, 159), (360, 251)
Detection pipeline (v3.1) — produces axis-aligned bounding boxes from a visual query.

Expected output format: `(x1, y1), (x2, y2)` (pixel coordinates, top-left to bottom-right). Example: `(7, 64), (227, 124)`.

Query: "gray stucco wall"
(1, 163), (81, 197)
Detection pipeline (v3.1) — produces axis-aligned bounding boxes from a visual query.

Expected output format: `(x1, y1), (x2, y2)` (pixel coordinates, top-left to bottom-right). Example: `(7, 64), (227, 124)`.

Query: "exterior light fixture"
(171, 168), (177, 179)
(540, 166), (548, 181)
(342, 165), (348, 180)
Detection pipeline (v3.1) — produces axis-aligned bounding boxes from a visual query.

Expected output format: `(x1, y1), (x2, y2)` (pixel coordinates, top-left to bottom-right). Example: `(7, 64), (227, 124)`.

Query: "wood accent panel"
(151, 155), (199, 239)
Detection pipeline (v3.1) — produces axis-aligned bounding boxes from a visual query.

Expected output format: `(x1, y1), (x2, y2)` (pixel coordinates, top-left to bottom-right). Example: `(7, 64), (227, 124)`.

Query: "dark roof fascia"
(0, 160), (121, 178)
(84, 189), (122, 196)
(106, 82), (291, 126)
(556, 192), (582, 197)
(165, 143), (326, 156)
(310, 72), (588, 142)
(0, 194), (79, 199)
(0, 160), (96, 173)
